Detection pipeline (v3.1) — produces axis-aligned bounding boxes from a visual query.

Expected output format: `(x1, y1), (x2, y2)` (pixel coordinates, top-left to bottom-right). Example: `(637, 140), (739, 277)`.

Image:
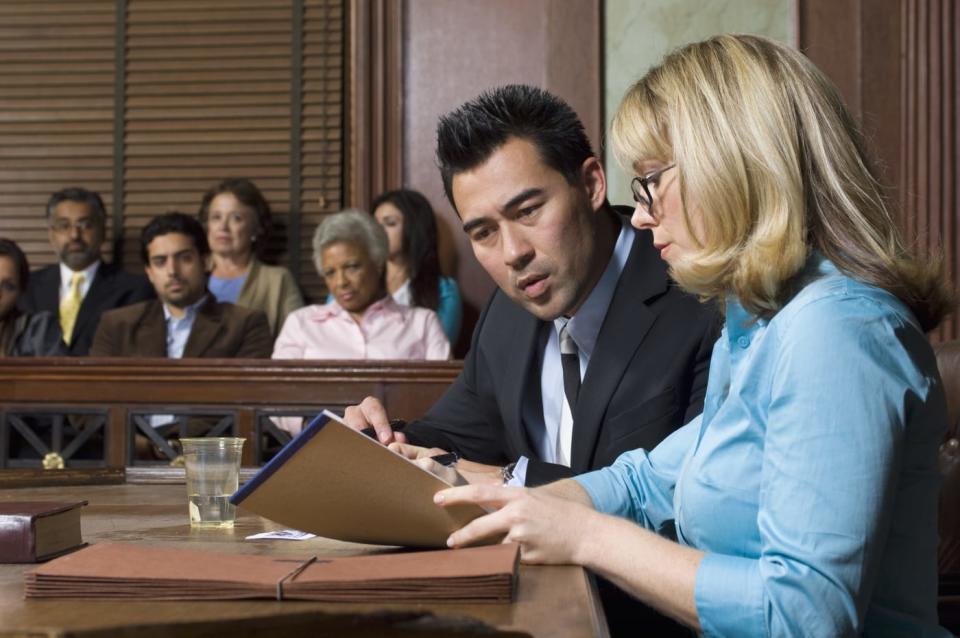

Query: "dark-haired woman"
(199, 178), (304, 339)
(371, 189), (462, 344)
(0, 239), (64, 356)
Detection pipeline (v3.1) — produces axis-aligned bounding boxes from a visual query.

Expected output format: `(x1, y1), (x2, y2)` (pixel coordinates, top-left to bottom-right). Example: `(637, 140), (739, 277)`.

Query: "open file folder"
(231, 410), (489, 548)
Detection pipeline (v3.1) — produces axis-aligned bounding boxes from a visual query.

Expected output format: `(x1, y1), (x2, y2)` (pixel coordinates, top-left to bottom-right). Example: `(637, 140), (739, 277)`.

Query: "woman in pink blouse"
(272, 209), (450, 361)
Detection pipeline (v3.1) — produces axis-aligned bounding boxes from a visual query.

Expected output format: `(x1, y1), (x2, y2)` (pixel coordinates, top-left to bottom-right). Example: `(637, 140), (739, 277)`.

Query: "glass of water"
(181, 437), (245, 529)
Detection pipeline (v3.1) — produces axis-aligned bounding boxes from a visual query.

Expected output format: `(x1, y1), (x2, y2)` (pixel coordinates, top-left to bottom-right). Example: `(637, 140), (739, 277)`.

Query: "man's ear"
(143, 263), (155, 289)
(580, 156), (607, 212)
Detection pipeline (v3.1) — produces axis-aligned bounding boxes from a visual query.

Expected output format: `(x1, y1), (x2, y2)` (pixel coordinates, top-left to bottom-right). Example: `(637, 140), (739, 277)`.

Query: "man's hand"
(389, 442), (505, 486)
(342, 396), (407, 444)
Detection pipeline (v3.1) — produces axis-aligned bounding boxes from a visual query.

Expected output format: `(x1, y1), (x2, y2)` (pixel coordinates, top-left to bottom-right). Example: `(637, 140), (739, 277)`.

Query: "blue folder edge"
(229, 411), (332, 506)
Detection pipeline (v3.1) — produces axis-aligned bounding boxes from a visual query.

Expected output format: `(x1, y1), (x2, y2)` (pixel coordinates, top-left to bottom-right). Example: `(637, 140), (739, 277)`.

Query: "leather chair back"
(935, 341), (960, 573)
(933, 341), (960, 629)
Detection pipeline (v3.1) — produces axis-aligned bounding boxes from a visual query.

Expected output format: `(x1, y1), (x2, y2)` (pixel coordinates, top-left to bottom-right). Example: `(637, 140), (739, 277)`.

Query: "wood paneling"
(346, 0), (403, 213)
(900, 0), (959, 341)
(402, 0), (603, 353)
(800, 0), (959, 340)
(0, 358), (461, 467)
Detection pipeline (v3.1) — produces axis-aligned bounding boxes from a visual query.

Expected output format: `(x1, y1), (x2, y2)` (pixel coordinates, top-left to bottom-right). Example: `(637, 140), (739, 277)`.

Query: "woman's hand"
(434, 484), (597, 565)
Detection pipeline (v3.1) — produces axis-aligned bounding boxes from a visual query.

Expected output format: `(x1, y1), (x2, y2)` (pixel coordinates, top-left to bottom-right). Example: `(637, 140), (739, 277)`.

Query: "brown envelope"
(25, 542), (519, 603)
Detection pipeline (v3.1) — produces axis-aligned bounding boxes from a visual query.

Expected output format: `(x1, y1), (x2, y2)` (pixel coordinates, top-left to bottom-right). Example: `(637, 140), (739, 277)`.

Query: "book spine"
(0, 515), (37, 563)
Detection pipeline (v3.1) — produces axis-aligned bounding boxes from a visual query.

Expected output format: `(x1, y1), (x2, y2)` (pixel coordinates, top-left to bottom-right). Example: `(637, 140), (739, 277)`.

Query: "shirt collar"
(552, 215), (635, 358)
(163, 294), (208, 322)
(59, 260), (100, 290)
(312, 294), (401, 322)
(724, 252), (835, 342)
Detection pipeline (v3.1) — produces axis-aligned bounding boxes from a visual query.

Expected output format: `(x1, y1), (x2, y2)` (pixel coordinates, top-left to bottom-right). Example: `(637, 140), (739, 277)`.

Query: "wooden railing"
(0, 358), (462, 469)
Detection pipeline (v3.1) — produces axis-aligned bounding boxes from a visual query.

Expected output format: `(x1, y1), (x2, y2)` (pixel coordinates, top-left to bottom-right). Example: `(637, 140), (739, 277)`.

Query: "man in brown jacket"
(90, 212), (271, 359)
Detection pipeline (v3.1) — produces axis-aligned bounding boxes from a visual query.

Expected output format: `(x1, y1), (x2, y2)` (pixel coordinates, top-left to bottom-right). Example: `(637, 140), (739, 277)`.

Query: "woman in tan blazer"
(199, 178), (304, 339)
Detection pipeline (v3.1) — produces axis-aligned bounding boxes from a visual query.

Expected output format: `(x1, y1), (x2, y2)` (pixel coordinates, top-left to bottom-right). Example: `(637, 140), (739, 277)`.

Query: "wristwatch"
(500, 461), (517, 484)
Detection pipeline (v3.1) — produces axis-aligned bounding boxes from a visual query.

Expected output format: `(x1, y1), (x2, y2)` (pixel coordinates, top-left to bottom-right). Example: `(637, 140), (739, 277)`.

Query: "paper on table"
(231, 410), (491, 548)
(245, 530), (316, 541)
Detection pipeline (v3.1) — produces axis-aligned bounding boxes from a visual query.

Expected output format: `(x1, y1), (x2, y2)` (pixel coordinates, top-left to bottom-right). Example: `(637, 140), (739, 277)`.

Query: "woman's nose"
(630, 202), (657, 230)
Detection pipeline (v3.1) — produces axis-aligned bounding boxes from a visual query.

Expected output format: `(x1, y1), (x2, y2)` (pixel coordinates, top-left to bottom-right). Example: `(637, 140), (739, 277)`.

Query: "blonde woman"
(430, 36), (953, 635)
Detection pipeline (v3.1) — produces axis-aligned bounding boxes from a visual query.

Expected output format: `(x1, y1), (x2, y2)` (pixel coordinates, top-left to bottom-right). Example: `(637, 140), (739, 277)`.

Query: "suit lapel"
(500, 304), (543, 459)
(183, 297), (221, 357)
(570, 229), (668, 473)
(29, 265), (61, 315)
(73, 262), (111, 342)
(133, 300), (168, 357)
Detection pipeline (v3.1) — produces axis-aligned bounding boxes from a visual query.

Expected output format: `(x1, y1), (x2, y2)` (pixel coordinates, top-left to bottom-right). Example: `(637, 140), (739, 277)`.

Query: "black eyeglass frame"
(630, 163), (676, 212)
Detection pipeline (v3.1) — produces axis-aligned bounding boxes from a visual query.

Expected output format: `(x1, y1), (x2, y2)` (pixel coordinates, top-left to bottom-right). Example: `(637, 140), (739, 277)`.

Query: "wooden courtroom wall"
(400, 0), (604, 350)
(0, 0), (344, 303)
(0, 0), (603, 338)
(328, 0), (604, 353)
(799, 0), (960, 340)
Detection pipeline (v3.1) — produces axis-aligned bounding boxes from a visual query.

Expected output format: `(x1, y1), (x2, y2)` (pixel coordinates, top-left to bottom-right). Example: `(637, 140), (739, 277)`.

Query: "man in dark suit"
(21, 187), (155, 356)
(343, 86), (718, 636)
(89, 212), (271, 359)
(346, 85), (717, 485)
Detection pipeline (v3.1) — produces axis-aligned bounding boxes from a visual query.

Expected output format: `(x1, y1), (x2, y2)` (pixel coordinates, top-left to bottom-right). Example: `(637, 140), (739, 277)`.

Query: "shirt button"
(737, 336), (750, 349)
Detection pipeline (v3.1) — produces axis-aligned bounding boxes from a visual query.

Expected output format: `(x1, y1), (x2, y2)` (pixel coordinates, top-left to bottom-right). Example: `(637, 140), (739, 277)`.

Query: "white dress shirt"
(58, 260), (100, 303)
(509, 216), (635, 485)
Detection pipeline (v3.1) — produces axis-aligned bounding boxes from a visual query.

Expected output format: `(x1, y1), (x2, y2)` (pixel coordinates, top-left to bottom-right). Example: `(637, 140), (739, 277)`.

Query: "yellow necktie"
(59, 272), (85, 346)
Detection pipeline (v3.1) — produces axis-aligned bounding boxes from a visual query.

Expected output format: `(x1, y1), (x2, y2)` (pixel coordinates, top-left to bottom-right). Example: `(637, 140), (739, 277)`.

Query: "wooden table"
(0, 482), (608, 637)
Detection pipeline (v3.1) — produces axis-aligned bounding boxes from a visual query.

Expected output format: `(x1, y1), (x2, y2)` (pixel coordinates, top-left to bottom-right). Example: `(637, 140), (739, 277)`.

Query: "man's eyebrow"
(502, 187), (544, 212)
(461, 187), (545, 234)
(462, 218), (486, 234)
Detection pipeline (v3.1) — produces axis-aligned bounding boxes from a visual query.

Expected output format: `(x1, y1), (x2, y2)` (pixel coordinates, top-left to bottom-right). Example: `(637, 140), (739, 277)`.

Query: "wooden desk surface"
(0, 483), (608, 637)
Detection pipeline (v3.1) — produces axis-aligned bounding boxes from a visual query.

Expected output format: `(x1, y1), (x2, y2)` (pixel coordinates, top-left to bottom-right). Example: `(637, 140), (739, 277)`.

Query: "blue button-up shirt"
(576, 256), (949, 636)
(163, 296), (207, 359)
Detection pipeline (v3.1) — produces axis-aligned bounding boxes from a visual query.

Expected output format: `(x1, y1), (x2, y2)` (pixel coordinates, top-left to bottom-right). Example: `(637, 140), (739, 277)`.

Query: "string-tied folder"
(275, 555), (319, 600)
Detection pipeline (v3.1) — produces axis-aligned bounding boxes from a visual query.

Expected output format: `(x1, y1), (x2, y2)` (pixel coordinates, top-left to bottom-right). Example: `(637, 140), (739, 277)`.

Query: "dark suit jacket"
(404, 214), (721, 486)
(20, 262), (156, 356)
(88, 297), (272, 359)
(8, 311), (66, 357)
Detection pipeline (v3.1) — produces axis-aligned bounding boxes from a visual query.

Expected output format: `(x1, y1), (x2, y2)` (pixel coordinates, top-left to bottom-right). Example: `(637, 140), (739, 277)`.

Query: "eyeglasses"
(50, 218), (98, 233)
(630, 164), (676, 214)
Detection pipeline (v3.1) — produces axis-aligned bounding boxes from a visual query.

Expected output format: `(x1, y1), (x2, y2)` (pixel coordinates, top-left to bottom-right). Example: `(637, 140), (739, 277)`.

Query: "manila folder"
(231, 410), (489, 547)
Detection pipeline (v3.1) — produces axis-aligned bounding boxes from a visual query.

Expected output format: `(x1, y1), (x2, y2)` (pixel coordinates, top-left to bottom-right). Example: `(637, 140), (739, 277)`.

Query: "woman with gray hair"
(272, 209), (449, 375)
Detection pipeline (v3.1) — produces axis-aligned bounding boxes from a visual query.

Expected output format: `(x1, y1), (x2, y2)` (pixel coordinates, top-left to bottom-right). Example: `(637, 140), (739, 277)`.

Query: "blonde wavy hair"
(612, 34), (952, 331)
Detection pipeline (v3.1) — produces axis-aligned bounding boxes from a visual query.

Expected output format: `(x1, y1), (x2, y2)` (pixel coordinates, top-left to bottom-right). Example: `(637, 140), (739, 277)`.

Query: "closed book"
(0, 501), (87, 563)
